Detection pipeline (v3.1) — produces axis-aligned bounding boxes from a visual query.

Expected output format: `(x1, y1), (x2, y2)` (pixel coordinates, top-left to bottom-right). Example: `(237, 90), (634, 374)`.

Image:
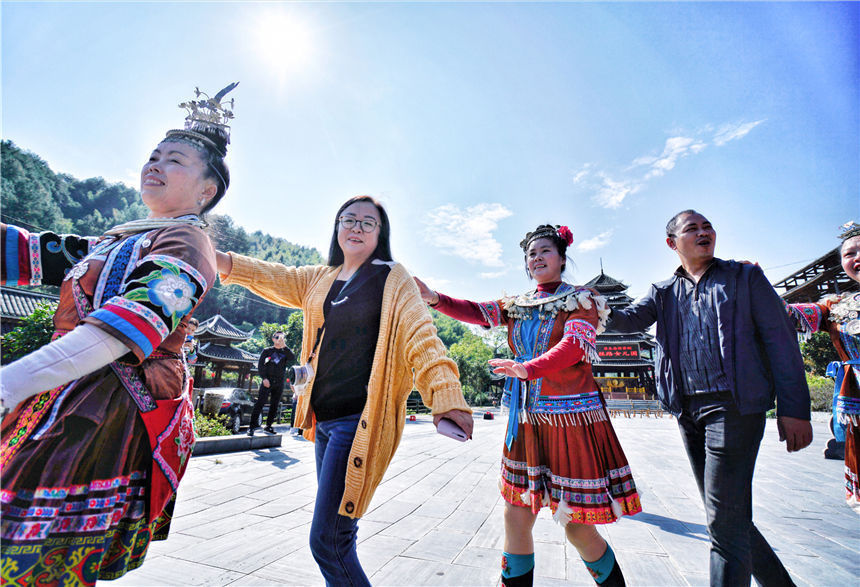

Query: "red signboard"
(597, 343), (640, 359)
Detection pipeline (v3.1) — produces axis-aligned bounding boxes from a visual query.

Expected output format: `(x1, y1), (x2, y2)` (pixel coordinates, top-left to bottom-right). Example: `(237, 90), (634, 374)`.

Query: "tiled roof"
(584, 272), (627, 291)
(593, 359), (655, 368)
(197, 342), (259, 364)
(1, 286), (59, 319)
(196, 314), (254, 341)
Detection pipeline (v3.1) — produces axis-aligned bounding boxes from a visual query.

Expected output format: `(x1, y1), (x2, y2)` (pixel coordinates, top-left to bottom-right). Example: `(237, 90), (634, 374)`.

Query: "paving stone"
(402, 528), (472, 563)
(112, 415), (857, 586)
(111, 556), (244, 585)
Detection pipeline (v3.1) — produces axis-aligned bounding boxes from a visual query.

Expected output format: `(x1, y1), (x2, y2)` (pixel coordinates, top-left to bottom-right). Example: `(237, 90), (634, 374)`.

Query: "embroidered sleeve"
(434, 293), (505, 329)
(2, 223), (97, 286)
(521, 318), (600, 379)
(784, 301), (826, 339)
(563, 318), (599, 363)
(83, 225), (216, 363)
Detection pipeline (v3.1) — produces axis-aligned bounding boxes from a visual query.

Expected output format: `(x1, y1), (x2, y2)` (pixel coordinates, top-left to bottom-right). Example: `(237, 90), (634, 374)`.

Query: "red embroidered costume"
(434, 282), (641, 523)
(788, 293), (860, 511)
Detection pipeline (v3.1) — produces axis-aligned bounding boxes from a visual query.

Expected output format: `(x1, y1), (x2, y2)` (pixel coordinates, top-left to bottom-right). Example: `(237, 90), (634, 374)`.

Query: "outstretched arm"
(1, 324), (129, 412)
(413, 276), (499, 328)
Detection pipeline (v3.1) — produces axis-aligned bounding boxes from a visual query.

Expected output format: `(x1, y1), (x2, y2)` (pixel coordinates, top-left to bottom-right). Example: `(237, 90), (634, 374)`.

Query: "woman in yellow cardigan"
(216, 195), (472, 586)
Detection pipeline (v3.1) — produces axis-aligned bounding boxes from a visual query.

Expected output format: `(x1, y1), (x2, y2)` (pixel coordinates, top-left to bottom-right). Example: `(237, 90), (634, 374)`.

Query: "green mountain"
(0, 140), (323, 328)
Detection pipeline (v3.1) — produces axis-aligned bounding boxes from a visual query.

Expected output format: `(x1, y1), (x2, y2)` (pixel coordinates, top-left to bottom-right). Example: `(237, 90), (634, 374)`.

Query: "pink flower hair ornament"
(557, 225), (573, 246)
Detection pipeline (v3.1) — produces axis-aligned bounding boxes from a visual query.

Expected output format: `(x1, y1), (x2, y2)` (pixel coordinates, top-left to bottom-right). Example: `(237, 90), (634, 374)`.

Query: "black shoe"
(247, 427), (257, 437)
(263, 426), (276, 434)
(501, 569), (533, 587)
(598, 560), (625, 587)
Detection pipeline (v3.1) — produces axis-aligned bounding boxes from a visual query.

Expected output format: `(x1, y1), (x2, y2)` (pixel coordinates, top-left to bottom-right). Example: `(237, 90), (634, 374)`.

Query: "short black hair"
(327, 196), (393, 266)
(666, 209), (701, 237)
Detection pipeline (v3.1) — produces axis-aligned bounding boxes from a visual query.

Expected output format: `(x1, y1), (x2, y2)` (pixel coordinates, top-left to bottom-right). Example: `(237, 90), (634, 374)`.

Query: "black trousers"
(251, 383), (284, 428)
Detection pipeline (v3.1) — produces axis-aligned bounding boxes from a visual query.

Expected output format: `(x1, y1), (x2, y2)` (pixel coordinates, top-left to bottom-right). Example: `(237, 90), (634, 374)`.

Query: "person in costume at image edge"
(608, 210), (812, 586)
(785, 221), (860, 513)
(215, 195), (473, 586)
(415, 224), (640, 587)
(0, 83), (237, 585)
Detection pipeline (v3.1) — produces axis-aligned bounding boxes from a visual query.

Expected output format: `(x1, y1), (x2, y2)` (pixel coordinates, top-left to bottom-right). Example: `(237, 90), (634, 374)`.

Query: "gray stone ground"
(114, 412), (858, 586)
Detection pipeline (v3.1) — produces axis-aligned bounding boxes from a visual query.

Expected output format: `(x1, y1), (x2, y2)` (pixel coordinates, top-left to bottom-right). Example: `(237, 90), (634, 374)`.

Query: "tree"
(800, 331), (838, 376)
(1, 302), (58, 364)
(430, 310), (470, 347)
(448, 332), (494, 405)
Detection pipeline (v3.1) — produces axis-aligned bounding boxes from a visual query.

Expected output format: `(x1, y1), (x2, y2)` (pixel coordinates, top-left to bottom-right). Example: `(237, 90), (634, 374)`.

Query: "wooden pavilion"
(192, 314), (259, 389)
(585, 271), (657, 399)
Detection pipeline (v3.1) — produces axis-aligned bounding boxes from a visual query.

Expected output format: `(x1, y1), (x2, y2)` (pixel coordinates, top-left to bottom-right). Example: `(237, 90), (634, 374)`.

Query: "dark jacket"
(258, 346), (296, 388)
(608, 258), (810, 419)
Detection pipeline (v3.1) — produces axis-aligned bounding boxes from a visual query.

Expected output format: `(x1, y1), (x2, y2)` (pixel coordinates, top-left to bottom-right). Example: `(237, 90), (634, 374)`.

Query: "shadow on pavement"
(632, 511), (709, 541)
(253, 448), (300, 470)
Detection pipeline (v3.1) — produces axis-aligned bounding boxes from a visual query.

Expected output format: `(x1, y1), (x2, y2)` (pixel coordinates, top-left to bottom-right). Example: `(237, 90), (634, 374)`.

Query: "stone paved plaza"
(114, 412), (858, 586)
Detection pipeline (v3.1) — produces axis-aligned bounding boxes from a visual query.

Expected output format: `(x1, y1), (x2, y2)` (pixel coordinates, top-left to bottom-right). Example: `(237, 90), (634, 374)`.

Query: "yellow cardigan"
(221, 253), (471, 518)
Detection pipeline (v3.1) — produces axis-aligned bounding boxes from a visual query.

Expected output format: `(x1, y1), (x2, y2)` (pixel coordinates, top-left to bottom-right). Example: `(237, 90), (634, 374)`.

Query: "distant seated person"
(183, 317), (199, 365)
(249, 331), (296, 435)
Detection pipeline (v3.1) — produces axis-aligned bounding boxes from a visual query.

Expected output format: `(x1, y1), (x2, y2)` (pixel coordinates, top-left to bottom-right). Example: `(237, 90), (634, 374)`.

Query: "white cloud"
(645, 136), (707, 179)
(479, 269), (509, 279)
(713, 120), (765, 146)
(576, 230), (614, 252)
(572, 163), (593, 184)
(593, 175), (639, 209)
(576, 120), (764, 209)
(423, 203), (513, 267)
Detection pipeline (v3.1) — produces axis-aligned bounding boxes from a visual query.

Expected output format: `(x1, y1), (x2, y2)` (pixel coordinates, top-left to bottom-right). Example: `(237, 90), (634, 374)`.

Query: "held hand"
(488, 358), (527, 379)
(777, 416), (813, 452)
(262, 378), (271, 388)
(434, 410), (474, 439)
(216, 250), (233, 276)
(413, 276), (440, 305)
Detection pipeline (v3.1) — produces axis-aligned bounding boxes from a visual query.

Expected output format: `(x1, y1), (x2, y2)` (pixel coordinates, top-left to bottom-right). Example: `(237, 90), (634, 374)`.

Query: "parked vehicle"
(208, 387), (288, 434)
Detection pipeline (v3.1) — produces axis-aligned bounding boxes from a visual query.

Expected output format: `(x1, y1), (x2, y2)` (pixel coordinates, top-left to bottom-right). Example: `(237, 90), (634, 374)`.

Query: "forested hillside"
(0, 140), (323, 329)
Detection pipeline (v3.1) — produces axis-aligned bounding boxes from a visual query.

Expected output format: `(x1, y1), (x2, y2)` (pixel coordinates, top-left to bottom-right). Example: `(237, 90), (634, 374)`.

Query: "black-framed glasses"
(338, 216), (378, 232)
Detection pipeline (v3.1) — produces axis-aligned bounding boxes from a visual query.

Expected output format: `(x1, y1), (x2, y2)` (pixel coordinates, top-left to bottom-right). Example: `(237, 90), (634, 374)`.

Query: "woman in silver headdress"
(415, 224), (639, 587)
(0, 83), (237, 584)
(786, 222), (860, 513)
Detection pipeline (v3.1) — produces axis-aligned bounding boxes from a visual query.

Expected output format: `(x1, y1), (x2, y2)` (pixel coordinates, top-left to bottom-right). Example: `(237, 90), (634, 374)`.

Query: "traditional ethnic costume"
(0, 218), (215, 584)
(788, 291), (860, 512)
(0, 83), (234, 585)
(434, 282), (642, 522)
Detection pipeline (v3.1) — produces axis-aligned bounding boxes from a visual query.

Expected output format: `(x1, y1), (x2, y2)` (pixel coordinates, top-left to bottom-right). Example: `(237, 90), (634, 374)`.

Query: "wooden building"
(1, 286), (59, 335)
(584, 271), (657, 399)
(193, 314), (259, 388)
(774, 246), (858, 303)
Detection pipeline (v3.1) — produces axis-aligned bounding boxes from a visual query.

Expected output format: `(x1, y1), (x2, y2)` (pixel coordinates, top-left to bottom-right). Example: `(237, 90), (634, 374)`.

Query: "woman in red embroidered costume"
(415, 224), (640, 586)
(0, 83), (236, 585)
(786, 221), (860, 513)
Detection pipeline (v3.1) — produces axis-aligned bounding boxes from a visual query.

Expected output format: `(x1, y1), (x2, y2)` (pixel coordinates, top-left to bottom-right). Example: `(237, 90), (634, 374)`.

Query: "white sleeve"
(0, 323), (130, 411)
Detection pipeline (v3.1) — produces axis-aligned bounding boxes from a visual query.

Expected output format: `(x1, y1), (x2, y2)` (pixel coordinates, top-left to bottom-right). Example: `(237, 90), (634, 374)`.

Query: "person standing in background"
(249, 330), (296, 435)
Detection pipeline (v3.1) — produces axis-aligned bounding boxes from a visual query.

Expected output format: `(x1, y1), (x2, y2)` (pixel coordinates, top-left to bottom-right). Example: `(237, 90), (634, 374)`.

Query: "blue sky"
(2, 2), (857, 302)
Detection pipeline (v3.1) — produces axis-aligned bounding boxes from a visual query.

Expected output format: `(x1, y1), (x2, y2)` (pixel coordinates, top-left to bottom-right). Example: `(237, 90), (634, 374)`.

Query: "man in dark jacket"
(248, 331), (296, 436)
(609, 210), (812, 586)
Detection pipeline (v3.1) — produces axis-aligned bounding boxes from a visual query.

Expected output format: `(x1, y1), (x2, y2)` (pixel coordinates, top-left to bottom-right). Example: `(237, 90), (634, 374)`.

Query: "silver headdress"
(164, 82), (239, 157)
(839, 221), (860, 242)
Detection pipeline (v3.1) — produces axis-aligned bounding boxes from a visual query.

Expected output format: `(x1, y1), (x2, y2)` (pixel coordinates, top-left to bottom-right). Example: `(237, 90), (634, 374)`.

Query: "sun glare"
(254, 14), (314, 78)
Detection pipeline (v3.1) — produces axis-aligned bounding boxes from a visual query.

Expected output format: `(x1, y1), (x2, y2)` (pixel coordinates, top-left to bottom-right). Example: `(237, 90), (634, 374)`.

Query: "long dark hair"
(327, 195), (393, 266)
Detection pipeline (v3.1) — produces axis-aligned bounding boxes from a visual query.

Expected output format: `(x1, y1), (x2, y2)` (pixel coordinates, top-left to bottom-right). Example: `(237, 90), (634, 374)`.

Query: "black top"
(258, 346), (296, 387)
(311, 262), (391, 421)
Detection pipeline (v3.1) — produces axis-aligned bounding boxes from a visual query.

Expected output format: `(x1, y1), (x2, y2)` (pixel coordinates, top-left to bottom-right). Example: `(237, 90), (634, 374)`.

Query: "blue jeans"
(309, 414), (370, 587)
(678, 392), (794, 587)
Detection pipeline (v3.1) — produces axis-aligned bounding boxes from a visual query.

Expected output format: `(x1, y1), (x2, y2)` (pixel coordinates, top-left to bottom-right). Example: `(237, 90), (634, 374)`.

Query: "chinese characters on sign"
(597, 343), (640, 360)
